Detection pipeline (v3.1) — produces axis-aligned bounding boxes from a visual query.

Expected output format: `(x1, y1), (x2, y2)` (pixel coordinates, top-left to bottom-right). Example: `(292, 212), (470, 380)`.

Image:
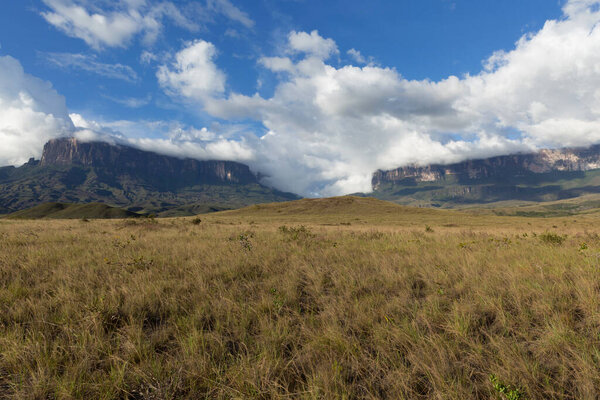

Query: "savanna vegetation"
(1, 196), (600, 399)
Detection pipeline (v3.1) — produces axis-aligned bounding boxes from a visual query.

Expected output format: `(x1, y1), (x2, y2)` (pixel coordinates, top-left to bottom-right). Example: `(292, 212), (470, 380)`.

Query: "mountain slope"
(0, 138), (299, 214)
(370, 145), (600, 207)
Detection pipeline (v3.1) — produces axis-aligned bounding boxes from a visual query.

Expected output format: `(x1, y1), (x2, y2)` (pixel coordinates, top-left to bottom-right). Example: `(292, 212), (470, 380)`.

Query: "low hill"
(210, 195), (469, 226)
(223, 196), (438, 216)
(208, 195), (600, 230)
(156, 203), (235, 217)
(4, 202), (142, 220)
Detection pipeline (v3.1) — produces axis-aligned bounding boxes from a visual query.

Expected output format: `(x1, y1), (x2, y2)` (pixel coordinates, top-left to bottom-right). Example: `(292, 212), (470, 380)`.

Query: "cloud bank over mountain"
(2, 0), (600, 196)
(155, 0), (600, 195)
(0, 56), (74, 166)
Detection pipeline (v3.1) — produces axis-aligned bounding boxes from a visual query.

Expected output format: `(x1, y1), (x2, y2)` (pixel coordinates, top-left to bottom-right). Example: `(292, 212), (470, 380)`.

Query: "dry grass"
(1, 197), (600, 399)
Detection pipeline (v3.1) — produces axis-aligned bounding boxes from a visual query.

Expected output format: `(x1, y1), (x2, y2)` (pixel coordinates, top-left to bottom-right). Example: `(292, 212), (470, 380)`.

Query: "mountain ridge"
(373, 145), (600, 187)
(370, 144), (600, 206)
(0, 137), (299, 215)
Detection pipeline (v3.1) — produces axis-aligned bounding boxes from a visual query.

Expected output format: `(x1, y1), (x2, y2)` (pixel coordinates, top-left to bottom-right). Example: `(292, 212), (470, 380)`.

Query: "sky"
(2, 0), (600, 196)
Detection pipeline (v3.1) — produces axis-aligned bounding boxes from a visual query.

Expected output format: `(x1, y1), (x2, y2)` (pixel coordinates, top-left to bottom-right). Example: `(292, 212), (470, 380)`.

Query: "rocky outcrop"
(373, 145), (600, 188)
(40, 137), (258, 186)
(0, 137), (299, 214)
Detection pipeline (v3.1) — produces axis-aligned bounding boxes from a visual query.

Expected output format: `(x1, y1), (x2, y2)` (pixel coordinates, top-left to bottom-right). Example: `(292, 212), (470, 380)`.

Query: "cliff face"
(40, 137), (258, 187)
(373, 145), (600, 188)
(0, 137), (299, 215)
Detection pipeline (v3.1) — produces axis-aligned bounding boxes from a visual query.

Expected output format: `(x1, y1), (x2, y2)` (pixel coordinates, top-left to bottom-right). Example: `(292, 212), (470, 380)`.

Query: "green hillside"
(0, 139), (300, 216)
(0, 163), (299, 216)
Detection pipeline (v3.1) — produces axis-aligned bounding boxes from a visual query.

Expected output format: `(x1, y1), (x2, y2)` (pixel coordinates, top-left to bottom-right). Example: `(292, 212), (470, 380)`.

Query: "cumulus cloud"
(157, 40), (226, 100)
(8, 0), (600, 198)
(40, 0), (180, 49)
(40, 0), (254, 49)
(287, 30), (339, 60)
(44, 52), (139, 82)
(347, 48), (367, 64)
(0, 56), (74, 166)
(161, 0), (600, 196)
(259, 56), (295, 73)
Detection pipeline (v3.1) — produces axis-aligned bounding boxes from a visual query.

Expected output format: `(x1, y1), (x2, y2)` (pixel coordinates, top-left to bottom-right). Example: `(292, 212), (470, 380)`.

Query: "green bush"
(279, 225), (315, 241)
(539, 232), (566, 245)
(490, 374), (526, 400)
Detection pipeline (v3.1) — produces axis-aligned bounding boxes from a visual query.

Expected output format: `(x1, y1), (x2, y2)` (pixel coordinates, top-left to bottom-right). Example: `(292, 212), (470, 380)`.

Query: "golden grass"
(1, 197), (600, 399)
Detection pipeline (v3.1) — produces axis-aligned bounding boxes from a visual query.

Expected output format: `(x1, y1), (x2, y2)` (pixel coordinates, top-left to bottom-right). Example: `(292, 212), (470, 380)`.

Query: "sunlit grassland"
(1, 197), (600, 399)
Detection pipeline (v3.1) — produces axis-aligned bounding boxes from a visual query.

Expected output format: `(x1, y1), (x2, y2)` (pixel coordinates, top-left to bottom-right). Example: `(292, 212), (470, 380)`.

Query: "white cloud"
(0, 56), (74, 166)
(207, 0), (254, 28)
(162, 2), (600, 196)
(7, 0), (600, 199)
(44, 52), (139, 82)
(101, 94), (152, 108)
(157, 40), (226, 100)
(70, 114), (255, 162)
(140, 50), (158, 64)
(259, 56), (295, 73)
(40, 0), (254, 50)
(288, 30), (339, 60)
(41, 0), (154, 49)
(347, 48), (366, 64)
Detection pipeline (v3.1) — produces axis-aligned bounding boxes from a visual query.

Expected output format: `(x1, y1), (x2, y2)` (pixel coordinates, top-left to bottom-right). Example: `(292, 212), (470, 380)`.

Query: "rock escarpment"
(373, 145), (600, 188)
(40, 138), (258, 188)
(0, 137), (299, 215)
(370, 145), (600, 206)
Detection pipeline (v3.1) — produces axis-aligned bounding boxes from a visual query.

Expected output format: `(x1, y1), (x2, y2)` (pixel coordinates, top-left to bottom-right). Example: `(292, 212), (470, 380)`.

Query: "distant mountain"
(0, 137), (299, 215)
(370, 145), (600, 207)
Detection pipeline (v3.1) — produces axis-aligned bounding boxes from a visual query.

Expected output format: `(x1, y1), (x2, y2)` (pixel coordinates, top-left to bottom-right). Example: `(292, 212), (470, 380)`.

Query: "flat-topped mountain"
(373, 145), (600, 186)
(0, 137), (299, 215)
(40, 138), (257, 187)
(370, 145), (600, 207)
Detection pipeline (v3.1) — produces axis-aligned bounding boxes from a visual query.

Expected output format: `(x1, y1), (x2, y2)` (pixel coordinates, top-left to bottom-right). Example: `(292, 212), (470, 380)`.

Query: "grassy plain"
(4, 203), (141, 220)
(1, 197), (600, 399)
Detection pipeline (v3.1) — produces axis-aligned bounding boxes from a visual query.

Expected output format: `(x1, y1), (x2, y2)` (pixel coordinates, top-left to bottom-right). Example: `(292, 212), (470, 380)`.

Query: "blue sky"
(2, 0), (600, 196)
(1, 0), (562, 125)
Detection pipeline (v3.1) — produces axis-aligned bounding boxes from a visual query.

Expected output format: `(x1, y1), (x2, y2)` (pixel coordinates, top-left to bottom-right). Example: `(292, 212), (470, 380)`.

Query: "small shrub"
(279, 225), (315, 241)
(490, 374), (526, 400)
(112, 237), (129, 249)
(539, 232), (566, 245)
(191, 217), (202, 225)
(359, 231), (385, 240)
(230, 232), (254, 251)
(126, 255), (154, 271)
(270, 288), (284, 311)
(425, 225), (434, 232)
